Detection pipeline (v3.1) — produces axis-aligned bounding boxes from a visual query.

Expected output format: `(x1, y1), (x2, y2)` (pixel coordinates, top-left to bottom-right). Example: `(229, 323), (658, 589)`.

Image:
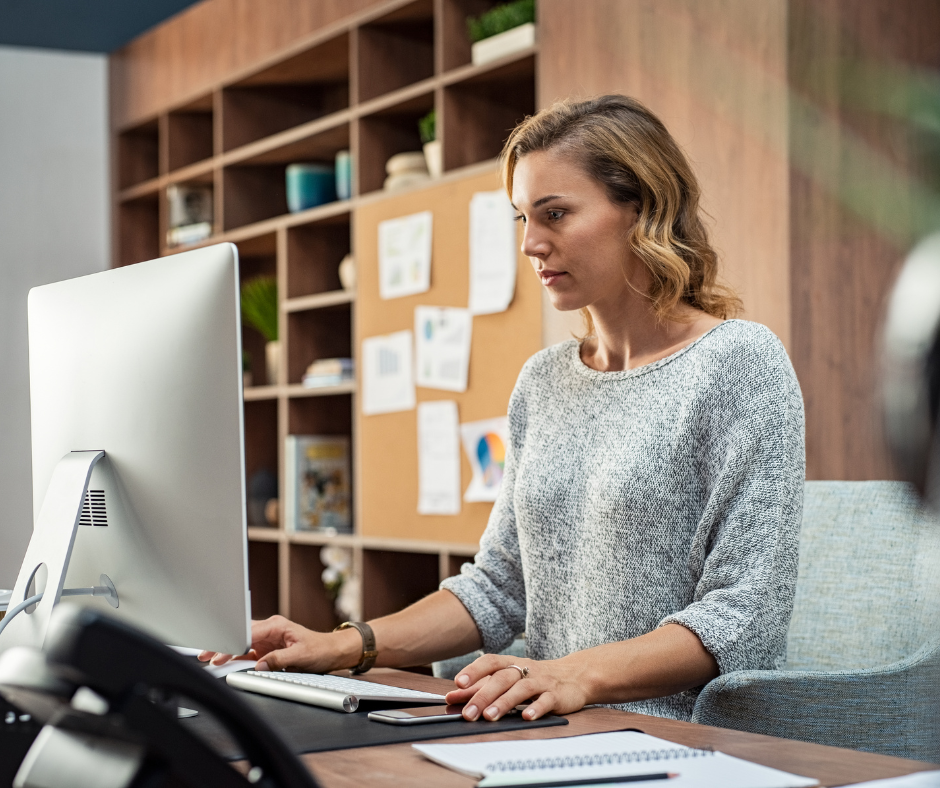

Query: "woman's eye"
(513, 213), (526, 225)
(547, 210), (564, 222)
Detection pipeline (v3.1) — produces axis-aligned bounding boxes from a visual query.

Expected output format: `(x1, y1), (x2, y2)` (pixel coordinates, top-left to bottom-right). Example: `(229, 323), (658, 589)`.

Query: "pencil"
(478, 772), (678, 787)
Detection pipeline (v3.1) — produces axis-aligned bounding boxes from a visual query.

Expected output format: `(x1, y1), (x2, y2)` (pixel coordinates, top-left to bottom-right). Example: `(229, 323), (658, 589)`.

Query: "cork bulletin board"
(355, 168), (542, 546)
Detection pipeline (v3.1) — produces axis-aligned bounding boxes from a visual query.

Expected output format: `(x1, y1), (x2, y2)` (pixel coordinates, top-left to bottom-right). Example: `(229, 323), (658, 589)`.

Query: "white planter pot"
(265, 340), (280, 386)
(471, 22), (536, 67)
(423, 140), (442, 178)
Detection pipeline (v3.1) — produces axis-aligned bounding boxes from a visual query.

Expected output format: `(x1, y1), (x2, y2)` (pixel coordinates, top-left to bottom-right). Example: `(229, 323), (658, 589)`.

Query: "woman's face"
(511, 148), (641, 314)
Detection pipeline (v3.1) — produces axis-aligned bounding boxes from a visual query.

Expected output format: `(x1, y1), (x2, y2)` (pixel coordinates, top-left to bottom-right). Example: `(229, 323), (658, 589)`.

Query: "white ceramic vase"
(423, 140), (442, 178)
(265, 340), (280, 386)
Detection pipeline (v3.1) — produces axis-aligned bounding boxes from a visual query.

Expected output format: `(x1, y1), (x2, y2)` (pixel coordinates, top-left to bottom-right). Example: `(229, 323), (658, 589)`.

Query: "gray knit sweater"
(441, 320), (805, 721)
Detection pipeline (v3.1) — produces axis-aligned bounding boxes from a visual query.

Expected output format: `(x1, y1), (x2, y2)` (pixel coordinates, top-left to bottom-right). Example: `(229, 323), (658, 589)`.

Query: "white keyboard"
(226, 670), (446, 713)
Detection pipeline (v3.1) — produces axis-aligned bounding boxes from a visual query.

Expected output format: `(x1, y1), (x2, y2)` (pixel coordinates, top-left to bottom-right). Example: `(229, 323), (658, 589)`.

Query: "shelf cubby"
(286, 303), (353, 385)
(222, 122), (350, 231)
(248, 540), (280, 620)
(440, 0), (506, 72)
(357, 91), (435, 194)
(244, 398), (279, 526)
(362, 549), (440, 619)
(442, 53), (535, 171)
(289, 545), (342, 631)
(286, 213), (351, 299)
(357, 0), (435, 103)
(447, 553), (470, 578)
(288, 394), (353, 436)
(118, 119), (160, 189)
(117, 194), (160, 266)
(222, 34), (350, 152)
(167, 93), (215, 172)
(238, 233), (277, 386)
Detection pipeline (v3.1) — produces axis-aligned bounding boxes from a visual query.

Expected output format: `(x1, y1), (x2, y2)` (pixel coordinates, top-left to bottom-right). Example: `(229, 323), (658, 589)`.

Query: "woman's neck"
(580, 296), (724, 372)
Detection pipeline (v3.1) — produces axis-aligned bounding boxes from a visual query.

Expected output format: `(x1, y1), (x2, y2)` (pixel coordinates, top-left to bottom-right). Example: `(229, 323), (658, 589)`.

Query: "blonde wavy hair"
(500, 95), (741, 332)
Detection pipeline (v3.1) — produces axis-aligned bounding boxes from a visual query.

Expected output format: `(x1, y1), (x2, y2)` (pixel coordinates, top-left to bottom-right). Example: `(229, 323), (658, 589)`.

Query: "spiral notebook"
(413, 730), (819, 788)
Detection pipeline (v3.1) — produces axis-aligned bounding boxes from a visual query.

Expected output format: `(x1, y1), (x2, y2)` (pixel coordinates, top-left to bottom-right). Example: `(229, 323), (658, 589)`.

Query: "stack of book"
(302, 358), (354, 388)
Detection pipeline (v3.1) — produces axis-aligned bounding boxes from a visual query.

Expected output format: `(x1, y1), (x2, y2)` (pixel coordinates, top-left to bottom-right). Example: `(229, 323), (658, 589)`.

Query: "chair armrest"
(691, 640), (940, 762)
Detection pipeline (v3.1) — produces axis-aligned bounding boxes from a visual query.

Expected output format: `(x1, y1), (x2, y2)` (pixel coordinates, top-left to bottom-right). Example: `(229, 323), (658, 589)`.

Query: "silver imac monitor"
(0, 243), (251, 656)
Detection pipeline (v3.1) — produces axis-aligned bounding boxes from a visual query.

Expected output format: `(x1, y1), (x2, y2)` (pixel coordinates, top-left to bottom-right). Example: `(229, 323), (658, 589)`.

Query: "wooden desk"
(300, 669), (937, 788)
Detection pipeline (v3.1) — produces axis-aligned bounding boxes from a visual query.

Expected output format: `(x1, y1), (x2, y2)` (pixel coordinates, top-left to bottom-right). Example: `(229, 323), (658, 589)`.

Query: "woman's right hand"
(197, 615), (360, 672)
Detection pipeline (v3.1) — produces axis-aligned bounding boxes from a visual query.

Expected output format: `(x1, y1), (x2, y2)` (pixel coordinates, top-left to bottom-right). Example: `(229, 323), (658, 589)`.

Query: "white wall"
(0, 46), (109, 587)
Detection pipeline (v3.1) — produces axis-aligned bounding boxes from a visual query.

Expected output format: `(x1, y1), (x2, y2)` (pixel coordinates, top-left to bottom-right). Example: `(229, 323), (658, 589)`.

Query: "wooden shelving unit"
(112, 0), (536, 632)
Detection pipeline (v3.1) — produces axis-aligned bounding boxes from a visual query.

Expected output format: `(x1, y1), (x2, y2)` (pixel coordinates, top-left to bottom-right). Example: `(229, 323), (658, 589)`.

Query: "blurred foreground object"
(884, 233), (940, 501)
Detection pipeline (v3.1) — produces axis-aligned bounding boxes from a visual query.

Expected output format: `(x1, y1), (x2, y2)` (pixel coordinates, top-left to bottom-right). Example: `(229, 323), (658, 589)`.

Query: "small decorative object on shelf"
(285, 435), (352, 533)
(335, 150), (352, 201)
(286, 162), (337, 213)
(302, 357), (354, 388)
(321, 546), (360, 621)
(166, 183), (213, 247)
(468, 0), (536, 66)
(247, 467), (278, 527)
(384, 151), (430, 191)
(338, 253), (356, 292)
(240, 275), (279, 385)
(419, 110), (441, 179)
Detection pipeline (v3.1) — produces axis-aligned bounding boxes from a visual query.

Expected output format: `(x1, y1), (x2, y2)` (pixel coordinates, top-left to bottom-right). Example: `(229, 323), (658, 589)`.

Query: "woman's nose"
(521, 224), (548, 259)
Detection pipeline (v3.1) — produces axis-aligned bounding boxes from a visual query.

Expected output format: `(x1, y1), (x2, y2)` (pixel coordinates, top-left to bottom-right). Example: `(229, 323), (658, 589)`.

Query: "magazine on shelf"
(284, 435), (352, 533)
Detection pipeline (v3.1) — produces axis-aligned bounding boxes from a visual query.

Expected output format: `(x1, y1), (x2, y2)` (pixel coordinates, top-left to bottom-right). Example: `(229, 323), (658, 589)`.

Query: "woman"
(203, 95), (805, 723)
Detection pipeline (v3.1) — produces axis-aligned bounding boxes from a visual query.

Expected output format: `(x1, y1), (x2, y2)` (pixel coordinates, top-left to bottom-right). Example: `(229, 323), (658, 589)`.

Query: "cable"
(0, 593), (43, 637)
(0, 585), (112, 638)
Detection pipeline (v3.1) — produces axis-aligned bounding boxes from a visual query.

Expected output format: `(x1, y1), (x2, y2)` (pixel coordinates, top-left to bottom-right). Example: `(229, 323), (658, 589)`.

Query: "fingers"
(444, 677), (488, 705)
(454, 653), (511, 689)
(519, 693), (556, 721)
(209, 652), (233, 666)
(461, 667), (528, 721)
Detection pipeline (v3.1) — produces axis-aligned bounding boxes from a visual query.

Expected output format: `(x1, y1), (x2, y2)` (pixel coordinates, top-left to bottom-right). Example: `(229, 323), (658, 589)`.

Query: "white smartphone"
(368, 704), (467, 725)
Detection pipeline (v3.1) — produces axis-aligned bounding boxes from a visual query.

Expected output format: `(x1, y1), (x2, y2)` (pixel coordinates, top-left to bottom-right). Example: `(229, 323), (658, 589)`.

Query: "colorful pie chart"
(476, 432), (506, 488)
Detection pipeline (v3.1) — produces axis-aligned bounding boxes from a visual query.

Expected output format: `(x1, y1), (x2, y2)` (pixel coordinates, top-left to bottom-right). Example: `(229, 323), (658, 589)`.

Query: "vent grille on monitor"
(79, 490), (108, 526)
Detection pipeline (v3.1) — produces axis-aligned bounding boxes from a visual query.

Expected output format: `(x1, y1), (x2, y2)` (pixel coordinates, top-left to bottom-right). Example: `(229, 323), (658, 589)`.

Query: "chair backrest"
(786, 481), (940, 671)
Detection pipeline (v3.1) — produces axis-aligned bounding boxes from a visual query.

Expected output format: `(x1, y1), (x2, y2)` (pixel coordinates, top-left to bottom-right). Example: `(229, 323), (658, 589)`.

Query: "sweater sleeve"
(659, 331), (806, 674)
(439, 373), (530, 654)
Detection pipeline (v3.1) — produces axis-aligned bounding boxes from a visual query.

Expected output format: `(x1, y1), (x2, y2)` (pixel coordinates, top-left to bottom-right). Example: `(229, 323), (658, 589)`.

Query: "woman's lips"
(538, 269), (566, 287)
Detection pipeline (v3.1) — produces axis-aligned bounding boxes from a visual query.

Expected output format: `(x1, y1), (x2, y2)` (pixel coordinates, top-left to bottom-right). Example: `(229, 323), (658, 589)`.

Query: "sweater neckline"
(568, 319), (743, 381)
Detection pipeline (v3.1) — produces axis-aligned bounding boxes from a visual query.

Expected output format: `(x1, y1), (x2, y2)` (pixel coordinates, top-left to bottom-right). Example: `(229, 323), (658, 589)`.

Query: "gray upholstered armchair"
(692, 481), (940, 762)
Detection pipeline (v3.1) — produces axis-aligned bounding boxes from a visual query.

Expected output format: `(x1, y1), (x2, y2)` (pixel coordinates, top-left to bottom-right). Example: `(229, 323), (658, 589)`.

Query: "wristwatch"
(333, 621), (378, 674)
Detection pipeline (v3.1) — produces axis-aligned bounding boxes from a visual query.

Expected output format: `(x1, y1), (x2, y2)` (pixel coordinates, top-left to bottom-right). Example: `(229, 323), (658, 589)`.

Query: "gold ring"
(506, 664), (529, 680)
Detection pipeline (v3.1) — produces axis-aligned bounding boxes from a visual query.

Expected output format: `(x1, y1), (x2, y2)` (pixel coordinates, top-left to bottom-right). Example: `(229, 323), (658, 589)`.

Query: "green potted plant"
(418, 109), (441, 178)
(240, 275), (279, 386)
(467, 0), (535, 66)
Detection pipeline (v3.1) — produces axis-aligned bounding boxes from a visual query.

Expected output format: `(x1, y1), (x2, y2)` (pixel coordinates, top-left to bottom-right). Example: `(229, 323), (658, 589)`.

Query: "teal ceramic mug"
(286, 163), (336, 212)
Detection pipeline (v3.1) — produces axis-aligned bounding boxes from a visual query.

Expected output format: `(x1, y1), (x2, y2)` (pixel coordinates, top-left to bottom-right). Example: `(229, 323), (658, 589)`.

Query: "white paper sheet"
(417, 400), (461, 515)
(379, 210), (433, 299)
(361, 330), (416, 415)
(414, 306), (472, 392)
(469, 190), (517, 315)
(841, 774), (940, 788)
(460, 416), (508, 502)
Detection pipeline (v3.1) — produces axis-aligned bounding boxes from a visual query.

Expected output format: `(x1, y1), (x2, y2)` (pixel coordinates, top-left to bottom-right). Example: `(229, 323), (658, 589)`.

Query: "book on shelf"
(285, 435), (352, 533)
(166, 183), (213, 247)
(302, 357), (354, 389)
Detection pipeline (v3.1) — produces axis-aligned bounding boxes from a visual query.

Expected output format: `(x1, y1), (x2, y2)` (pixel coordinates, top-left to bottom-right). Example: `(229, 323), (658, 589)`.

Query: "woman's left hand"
(444, 653), (588, 721)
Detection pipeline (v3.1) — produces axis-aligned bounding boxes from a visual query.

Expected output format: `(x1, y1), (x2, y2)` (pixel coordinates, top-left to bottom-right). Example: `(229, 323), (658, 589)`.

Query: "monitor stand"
(0, 451), (119, 653)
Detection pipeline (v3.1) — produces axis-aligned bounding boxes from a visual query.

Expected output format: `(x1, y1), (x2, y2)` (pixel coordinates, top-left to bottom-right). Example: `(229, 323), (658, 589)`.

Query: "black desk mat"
(181, 690), (568, 759)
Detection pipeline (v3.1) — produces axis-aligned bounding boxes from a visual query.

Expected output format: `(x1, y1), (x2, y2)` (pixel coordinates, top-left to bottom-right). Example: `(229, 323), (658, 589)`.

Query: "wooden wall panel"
(537, 0), (791, 350)
(355, 170), (542, 545)
(788, 0), (940, 480)
(110, 0), (385, 128)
